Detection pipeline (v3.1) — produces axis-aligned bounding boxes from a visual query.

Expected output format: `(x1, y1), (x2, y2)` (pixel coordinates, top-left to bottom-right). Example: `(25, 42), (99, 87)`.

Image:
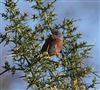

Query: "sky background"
(0, 0), (100, 90)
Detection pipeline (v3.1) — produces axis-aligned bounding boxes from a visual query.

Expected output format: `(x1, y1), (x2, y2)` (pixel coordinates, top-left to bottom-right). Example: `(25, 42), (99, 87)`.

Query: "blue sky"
(0, 0), (100, 90)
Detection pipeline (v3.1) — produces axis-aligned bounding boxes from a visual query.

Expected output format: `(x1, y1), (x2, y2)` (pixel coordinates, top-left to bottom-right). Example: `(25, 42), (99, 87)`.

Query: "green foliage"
(0, 0), (100, 90)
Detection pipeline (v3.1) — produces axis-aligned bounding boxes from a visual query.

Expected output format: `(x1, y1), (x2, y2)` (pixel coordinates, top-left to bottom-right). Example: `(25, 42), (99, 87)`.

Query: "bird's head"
(51, 30), (63, 40)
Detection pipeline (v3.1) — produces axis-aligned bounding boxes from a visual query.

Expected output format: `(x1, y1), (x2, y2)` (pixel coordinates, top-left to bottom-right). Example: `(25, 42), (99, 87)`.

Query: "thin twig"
(92, 72), (100, 79)
(0, 68), (24, 76)
(0, 69), (10, 75)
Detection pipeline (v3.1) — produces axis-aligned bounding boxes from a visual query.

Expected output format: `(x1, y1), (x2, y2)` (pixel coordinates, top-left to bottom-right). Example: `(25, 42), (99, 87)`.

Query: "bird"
(41, 30), (63, 56)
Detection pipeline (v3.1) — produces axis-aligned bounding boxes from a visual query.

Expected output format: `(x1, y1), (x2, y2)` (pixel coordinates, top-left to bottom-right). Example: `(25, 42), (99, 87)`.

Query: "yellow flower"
(72, 79), (78, 86)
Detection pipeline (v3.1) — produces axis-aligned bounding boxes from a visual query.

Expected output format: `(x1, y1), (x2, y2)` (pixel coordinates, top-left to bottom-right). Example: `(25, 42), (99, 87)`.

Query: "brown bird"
(41, 30), (63, 56)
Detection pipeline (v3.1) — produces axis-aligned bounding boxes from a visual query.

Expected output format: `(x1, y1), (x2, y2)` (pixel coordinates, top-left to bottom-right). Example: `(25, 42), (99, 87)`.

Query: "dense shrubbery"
(0, 0), (100, 90)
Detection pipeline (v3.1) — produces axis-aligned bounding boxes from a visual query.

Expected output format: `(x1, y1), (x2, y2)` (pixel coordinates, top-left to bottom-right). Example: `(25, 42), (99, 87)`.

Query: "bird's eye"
(54, 32), (59, 35)
(54, 33), (57, 35)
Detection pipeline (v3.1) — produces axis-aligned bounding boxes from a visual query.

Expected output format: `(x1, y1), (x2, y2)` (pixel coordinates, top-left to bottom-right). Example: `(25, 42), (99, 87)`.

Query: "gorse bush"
(0, 0), (100, 90)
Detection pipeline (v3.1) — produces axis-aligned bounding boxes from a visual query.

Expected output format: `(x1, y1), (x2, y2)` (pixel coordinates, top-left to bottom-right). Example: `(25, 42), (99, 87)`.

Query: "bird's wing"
(41, 36), (52, 53)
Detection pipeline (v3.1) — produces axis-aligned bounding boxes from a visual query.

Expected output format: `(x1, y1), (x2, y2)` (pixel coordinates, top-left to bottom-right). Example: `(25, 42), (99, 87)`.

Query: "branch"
(0, 68), (25, 76)
(0, 69), (10, 75)
(92, 72), (100, 79)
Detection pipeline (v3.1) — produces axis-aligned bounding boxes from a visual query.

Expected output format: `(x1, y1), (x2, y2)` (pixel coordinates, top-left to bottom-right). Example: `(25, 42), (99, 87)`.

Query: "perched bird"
(41, 30), (63, 56)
